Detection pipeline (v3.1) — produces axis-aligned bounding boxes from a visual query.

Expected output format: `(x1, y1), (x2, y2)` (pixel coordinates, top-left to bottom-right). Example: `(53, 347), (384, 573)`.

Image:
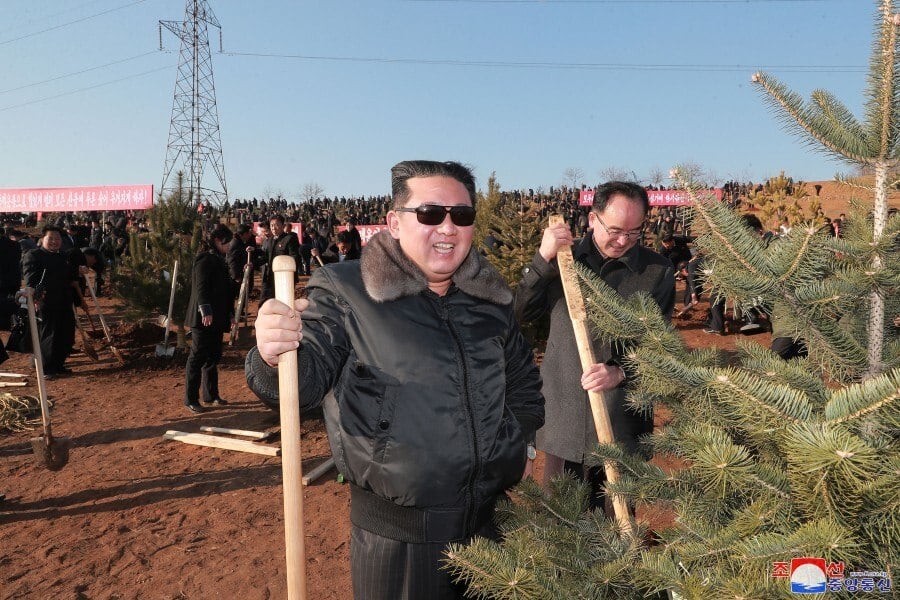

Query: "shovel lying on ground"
(156, 261), (179, 357)
(24, 289), (70, 470)
(86, 274), (125, 364)
(73, 305), (99, 361)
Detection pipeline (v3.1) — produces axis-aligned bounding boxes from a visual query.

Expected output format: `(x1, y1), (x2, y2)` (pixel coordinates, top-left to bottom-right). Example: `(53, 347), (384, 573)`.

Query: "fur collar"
(360, 231), (512, 305)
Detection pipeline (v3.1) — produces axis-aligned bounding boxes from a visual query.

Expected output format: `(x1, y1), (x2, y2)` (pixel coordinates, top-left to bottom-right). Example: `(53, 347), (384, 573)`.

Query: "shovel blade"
(30, 436), (71, 471)
(155, 344), (176, 357)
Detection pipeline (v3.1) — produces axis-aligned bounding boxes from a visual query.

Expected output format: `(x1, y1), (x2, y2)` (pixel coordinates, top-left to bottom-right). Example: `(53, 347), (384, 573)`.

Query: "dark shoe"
(204, 398), (228, 406)
(185, 403), (204, 414)
(58, 367), (72, 375)
(43, 372), (56, 380)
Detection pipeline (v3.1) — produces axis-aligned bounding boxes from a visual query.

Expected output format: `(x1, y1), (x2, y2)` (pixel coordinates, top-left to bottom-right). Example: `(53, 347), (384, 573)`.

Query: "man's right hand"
(256, 297), (309, 367)
(538, 222), (574, 263)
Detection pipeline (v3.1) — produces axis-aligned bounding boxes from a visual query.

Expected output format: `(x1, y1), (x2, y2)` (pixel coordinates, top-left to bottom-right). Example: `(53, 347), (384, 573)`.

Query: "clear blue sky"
(0, 0), (876, 201)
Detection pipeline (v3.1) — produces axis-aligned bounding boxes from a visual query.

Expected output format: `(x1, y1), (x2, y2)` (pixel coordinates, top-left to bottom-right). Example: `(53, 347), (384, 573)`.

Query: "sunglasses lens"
(449, 206), (476, 226)
(413, 205), (476, 226)
(415, 205), (447, 226)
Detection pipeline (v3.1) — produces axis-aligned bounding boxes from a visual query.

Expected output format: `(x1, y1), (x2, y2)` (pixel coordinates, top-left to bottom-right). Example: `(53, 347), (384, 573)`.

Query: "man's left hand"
(580, 363), (625, 393)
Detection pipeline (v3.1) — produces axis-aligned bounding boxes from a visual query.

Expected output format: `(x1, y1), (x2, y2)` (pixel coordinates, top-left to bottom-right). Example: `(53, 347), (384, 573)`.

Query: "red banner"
(0, 185), (154, 212)
(338, 224), (388, 247)
(579, 188), (723, 207)
(648, 189), (723, 206)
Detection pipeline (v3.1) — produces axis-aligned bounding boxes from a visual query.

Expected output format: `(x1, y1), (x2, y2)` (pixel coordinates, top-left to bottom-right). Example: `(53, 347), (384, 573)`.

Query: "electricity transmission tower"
(159, 0), (228, 205)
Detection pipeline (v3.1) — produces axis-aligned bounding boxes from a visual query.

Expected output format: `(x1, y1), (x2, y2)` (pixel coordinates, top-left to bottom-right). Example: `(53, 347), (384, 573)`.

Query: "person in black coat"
(0, 227), (22, 296)
(259, 215), (299, 304)
(183, 224), (235, 413)
(226, 224), (255, 288)
(315, 230), (361, 264)
(22, 226), (77, 377)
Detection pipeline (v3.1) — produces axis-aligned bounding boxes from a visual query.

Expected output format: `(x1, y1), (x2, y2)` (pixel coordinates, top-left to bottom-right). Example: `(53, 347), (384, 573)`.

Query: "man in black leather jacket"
(246, 160), (543, 600)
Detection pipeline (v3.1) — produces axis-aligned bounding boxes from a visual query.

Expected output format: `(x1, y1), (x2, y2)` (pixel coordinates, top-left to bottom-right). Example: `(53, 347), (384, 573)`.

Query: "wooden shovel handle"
(24, 290), (52, 442)
(548, 214), (634, 536)
(273, 255), (307, 599)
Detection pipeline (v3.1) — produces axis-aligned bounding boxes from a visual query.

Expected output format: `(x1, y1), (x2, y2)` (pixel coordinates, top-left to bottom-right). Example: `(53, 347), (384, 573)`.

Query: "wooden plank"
(302, 457), (335, 486)
(163, 430), (280, 457)
(200, 425), (272, 441)
(0, 381), (27, 387)
(548, 214), (635, 536)
(0, 373), (26, 378)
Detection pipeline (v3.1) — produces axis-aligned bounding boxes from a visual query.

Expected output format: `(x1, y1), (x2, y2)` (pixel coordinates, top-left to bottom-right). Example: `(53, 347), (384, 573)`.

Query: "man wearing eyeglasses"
(515, 181), (675, 514)
(246, 160), (544, 599)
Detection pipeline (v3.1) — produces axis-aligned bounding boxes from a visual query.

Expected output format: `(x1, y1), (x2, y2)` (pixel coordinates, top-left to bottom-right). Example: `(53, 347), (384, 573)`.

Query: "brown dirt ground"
(0, 183), (887, 599)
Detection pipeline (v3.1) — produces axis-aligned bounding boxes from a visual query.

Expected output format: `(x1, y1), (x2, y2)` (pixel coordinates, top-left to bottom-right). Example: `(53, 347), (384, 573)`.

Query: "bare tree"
(300, 181), (325, 202)
(563, 167), (584, 189)
(671, 160), (721, 188)
(598, 166), (635, 183)
(647, 166), (667, 188)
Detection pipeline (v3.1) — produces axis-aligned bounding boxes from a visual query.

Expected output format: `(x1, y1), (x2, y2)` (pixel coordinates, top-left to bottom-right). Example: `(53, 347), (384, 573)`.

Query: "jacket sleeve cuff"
(519, 250), (559, 289)
(199, 303), (212, 318)
(245, 346), (280, 409)
(245, 345), (316, 412)
(517, 416), (540, 445)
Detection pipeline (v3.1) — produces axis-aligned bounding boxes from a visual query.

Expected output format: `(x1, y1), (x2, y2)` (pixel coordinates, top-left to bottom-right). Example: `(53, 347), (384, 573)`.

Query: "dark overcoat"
(514, 236), (675, 462)
(184, 250), (234, 333)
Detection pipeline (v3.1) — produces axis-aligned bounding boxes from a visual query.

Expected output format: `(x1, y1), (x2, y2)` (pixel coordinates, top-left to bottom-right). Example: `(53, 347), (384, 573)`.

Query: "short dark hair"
(391, 160), (476, 209)
(592, 181), (649, 215)
(41, 225), (63, 236)
(210, 224), (233, 244)
(235, 224), (250, 236)
(269, 215), (285, 226)
(198, 224), (233, 254)
(336, 231), (352, 245)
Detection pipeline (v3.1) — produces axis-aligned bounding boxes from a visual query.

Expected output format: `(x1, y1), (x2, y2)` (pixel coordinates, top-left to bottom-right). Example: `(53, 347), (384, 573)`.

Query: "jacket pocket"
(334, 359), (397, 469)
(371, 385), (398, 464)
(488, 404), (527, 493)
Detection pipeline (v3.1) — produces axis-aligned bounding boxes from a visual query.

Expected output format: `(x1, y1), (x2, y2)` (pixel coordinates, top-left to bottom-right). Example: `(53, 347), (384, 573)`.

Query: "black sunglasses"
(395, 204), (476, 227)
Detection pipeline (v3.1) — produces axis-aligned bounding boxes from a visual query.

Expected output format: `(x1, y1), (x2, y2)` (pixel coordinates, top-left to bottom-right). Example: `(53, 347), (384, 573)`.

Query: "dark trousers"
(298, 244), (312, 275)
(771, 336), (808, 360)
(707, 296), (726, 333)
(350, 519), (499, 600)
(564, 460), (608, 512)
(37, 306), (75, 373)
(184, 327), (223, 405)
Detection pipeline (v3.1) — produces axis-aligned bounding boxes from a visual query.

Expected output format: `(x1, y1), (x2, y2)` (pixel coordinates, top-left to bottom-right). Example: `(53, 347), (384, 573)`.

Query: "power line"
(0, 0), (147, 47)
(0, 0), (116, 37)
(403, 0), (840, 3)
(225, 50), (865, 73)
(0, 51), (158, 95)
(0, 65), (171, 113)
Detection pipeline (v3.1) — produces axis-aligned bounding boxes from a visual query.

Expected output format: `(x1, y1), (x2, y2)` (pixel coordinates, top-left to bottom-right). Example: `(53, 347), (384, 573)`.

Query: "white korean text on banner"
(0, 185), (154, 212)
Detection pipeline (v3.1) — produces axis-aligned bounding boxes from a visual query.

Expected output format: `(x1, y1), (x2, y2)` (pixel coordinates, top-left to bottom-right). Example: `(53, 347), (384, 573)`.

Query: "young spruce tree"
(446, 2), (899, 598)
(115, 173), (201, 346)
